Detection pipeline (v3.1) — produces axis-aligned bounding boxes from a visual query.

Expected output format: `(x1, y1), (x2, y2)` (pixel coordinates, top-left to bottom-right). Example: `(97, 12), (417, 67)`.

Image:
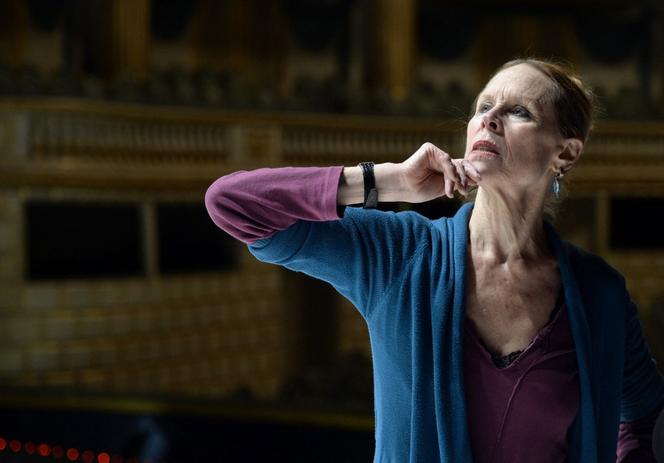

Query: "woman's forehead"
(479, 64), (554, 106)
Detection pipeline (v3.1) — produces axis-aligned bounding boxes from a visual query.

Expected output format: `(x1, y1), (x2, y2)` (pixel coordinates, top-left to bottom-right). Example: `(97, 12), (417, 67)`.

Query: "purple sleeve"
(204, 166), (346, 244)
(616, 405), (663, 462)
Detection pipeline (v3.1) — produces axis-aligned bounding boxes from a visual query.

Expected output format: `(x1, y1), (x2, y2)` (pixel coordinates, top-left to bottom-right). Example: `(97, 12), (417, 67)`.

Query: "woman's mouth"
(471, 140), (500, 155)
(470, 140), (501, 160)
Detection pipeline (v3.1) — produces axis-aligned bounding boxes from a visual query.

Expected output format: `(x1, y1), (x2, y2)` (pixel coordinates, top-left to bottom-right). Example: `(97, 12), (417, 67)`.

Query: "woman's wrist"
(337, 162), (406, 205)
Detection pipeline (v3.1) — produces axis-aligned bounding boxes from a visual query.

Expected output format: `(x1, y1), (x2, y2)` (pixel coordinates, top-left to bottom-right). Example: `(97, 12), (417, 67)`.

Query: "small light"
(25, 441), (36, 454)
(9, 440), (21, 453)
(38, 443), (52, 456)
(52, 445), (65, 459)
(0, 438), (6, 451)
(98, 452), (110, 463)
(67, 448), (80, 461)
(82, 449), (95, 463)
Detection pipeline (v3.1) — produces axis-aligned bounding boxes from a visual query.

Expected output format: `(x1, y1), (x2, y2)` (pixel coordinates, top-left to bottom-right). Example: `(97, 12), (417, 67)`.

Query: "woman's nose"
(481, 110), (500, 132)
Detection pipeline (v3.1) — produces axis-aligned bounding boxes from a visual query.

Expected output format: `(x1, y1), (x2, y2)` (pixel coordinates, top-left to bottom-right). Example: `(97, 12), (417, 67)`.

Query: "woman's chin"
(467, 151), (501, 163)
(465, 159), (498, 180)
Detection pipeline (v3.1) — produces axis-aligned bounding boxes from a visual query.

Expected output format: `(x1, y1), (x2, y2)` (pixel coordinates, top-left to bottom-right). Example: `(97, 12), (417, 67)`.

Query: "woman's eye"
(478, 103), (491, 113)
(510, 106), (530, 117)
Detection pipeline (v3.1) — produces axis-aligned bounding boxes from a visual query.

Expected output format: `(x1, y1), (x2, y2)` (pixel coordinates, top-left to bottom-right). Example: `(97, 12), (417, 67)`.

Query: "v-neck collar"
(464, 286), (566, 370)
(447, 202), (598, 462)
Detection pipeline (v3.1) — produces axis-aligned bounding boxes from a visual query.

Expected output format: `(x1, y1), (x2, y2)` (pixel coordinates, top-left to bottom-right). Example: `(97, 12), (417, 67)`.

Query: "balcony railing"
(1, 98), (664, 192)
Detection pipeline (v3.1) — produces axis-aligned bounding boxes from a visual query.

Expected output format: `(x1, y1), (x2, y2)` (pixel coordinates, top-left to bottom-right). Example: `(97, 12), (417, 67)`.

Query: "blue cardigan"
(248, 202), (664, 462)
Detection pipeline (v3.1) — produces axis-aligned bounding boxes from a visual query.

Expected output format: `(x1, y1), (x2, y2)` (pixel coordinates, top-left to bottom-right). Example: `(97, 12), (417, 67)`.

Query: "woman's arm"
(205, 163), (406, 244)
(204, 145), (478, 315)
(340, 143), (482, 205)
(618, 294), (664, 462)
(336, 163), (407, 205)
(205, 143), (479, 245)
(617, 404), (663, 462)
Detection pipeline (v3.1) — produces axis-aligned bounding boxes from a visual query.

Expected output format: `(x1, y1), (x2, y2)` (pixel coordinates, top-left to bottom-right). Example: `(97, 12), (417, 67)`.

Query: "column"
(109, 0), (150, 80)
(370, 0), (417, 103)
(0, 0), (28, 68)
(193, 0), (287, 92)
(656, 10), (664, 101)
(473, 15), (579, 88)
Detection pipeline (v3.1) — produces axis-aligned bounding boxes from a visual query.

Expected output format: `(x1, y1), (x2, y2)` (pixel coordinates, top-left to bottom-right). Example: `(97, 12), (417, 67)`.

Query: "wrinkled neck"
(468, 187), (550, 264)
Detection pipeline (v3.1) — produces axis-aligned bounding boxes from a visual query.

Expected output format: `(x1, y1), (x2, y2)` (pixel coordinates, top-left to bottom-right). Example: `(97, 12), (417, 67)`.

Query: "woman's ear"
(555, 138), (584, 172)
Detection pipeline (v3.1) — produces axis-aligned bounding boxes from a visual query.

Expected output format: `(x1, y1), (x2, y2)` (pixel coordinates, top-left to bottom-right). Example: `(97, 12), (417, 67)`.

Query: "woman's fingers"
(441, 155), (460, 183)
(445, 157), (462, 198)
(453, 161), (467, 194)
(417, 144), (483, 198)
(446, 159), (483, 197)
(454, 161), (466, 186)
(461, 159), (481, 183)
(428, 146), (458, 198)
(444, 177), (454, 198)
(426, 144), (458, 182)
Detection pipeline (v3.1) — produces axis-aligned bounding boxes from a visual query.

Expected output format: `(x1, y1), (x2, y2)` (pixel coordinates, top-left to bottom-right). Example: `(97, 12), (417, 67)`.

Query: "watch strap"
(358, 162), (378, 209)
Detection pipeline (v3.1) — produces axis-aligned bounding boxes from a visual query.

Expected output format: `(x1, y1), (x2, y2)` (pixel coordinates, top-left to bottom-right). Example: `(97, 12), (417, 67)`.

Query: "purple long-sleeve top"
(205, 166), (662, 462)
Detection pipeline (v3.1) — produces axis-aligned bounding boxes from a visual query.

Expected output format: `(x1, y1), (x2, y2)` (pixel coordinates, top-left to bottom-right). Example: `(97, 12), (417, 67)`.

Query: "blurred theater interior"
(0, 0), (663, 461)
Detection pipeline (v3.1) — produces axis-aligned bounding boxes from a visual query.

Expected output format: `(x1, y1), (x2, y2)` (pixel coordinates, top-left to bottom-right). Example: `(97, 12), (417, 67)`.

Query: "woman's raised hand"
(398, 142), (481, 203)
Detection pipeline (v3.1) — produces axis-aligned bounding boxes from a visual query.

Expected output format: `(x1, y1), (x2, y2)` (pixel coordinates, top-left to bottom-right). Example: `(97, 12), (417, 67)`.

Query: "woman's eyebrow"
(505, 93), (543, 111)
(475, 90), (546, 115)
(474, 94), (491, 108)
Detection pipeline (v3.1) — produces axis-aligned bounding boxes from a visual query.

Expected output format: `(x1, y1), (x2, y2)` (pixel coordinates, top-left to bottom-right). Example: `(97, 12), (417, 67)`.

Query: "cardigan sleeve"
(204, 165), (431, 318)
(204, 166), (346, 244)
(616, 404), (663, 463)
(247, 206), (431, 318)
(619, 299), (664, 423)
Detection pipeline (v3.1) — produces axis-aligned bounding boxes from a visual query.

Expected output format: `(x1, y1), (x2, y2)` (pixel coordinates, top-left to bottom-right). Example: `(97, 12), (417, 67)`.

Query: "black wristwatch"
(358, 162), (378, 209)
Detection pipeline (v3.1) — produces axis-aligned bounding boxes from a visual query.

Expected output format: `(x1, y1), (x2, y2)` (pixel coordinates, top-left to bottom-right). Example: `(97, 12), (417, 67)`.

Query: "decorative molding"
(1, 100), (664, 193)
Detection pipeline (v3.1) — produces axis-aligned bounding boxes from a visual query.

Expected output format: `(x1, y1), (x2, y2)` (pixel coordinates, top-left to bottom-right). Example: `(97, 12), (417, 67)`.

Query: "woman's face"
(464, 63), (568, 192)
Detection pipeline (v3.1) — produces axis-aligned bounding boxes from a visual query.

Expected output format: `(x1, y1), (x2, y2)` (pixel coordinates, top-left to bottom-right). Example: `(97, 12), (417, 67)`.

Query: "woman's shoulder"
(562, 239), (627, 291)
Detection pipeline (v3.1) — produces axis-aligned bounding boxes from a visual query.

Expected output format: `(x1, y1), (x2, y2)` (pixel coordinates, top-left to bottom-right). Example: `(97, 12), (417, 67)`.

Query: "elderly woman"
(205, 59), (664, 462)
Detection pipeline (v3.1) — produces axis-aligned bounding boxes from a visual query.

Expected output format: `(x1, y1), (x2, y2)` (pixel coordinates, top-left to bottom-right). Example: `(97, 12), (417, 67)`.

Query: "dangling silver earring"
(552, 171), (563, 199)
